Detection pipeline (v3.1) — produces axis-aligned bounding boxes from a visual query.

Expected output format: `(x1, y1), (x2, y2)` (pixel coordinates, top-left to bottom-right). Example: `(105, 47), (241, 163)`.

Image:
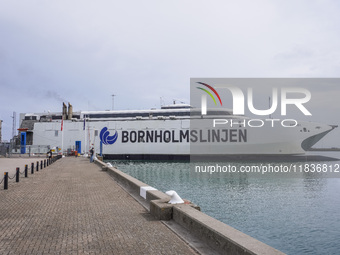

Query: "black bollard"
(40, 161), (43, 170)
(4, 172), (8, 190)
(47, 159), (49, 167)
(25, 165), (28, 178)
(16, 167), (20, 182)
(44, 160), (46, 168)
(36, 161), (39, 172)
(31, 162), (34, 174)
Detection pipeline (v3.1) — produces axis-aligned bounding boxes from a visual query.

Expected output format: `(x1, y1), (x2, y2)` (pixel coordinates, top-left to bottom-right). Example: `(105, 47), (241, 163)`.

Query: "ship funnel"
(62, 103), (67, 120)
(165, 190), (184, 204)
(68, 103), (73, 120)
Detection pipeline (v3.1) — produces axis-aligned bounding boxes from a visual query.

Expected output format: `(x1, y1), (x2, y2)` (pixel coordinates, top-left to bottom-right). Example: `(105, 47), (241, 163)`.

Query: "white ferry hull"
(31, 118), (335, 160)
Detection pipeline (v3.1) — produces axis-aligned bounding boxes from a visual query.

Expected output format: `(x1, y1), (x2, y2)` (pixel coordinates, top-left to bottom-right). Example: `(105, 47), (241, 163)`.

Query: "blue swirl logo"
(100, 127), (118, 145)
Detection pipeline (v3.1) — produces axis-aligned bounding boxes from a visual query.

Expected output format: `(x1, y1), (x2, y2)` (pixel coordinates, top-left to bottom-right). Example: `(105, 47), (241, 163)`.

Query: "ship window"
(95, 130), (98, 136)
(303, 128), (307, 132)
(88, 112), (150, 118)
(55, 131), (58, 137)
(25, 116), (37, 120)
(207, 110), (231, 116)
(88, 111), (191, 119)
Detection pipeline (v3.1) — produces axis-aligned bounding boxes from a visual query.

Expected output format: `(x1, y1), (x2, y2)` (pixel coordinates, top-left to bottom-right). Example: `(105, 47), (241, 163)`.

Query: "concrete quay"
(0, 157), (197, 255)
(0, 157), (46, 176)
(97, 160), (285, 255)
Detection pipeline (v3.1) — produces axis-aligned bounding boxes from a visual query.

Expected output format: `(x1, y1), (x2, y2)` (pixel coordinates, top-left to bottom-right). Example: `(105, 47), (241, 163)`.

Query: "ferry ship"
(18, 103), (337, 160)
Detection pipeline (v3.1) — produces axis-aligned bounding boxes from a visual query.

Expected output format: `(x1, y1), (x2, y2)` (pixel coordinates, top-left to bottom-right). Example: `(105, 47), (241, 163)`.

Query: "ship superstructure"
(18, 103), (336, 160)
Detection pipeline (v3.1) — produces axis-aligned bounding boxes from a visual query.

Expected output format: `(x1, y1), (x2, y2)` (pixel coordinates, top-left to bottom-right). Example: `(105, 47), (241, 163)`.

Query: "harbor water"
(108, 152), (340, 255)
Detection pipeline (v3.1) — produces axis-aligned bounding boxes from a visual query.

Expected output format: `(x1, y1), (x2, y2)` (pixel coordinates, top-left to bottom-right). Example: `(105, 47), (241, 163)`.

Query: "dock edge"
(94, 159), (285, 255)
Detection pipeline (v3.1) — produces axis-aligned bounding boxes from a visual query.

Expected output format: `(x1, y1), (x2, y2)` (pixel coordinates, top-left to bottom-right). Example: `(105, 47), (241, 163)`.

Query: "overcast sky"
(0, 0), (340, 145)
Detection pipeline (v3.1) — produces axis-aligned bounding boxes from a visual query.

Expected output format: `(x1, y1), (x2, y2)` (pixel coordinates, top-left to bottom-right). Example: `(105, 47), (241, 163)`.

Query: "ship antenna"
(269, 96), (272, 119)
(172, 99), (186, 105)
(111, 94), (116, 110)
(160, 97), (164, 107)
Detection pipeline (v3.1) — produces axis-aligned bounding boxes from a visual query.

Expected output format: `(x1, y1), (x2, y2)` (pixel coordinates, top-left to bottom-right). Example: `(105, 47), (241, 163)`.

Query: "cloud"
(0, 0), (340, 143)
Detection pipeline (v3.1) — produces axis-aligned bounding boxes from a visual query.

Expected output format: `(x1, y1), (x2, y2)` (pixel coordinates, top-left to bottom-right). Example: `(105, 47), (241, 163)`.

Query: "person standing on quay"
(47, 149), (52, 159)
(90, 147), (94, 163)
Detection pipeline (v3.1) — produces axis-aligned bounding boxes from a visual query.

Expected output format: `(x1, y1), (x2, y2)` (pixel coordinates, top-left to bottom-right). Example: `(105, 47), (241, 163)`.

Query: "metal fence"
(0, 144), (51, 157)
(0, 143), (10, 157)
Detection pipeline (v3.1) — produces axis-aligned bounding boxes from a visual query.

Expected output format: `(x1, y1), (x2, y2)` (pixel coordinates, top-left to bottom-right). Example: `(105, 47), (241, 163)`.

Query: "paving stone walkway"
(0, 157), (198, 255)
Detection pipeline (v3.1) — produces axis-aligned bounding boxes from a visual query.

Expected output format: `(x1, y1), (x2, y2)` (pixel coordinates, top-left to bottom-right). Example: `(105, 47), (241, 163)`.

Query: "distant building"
(0, 119), (2, 143)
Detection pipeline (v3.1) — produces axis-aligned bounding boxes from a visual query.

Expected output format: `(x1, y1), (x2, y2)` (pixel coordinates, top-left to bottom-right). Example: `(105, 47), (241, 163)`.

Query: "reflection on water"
(109, 158), (340, 255)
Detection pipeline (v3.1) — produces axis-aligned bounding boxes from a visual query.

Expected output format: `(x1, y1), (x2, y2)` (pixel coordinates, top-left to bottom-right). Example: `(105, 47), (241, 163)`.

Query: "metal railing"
(1, 155), (62, 190)
(4, 145), (51, 157)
